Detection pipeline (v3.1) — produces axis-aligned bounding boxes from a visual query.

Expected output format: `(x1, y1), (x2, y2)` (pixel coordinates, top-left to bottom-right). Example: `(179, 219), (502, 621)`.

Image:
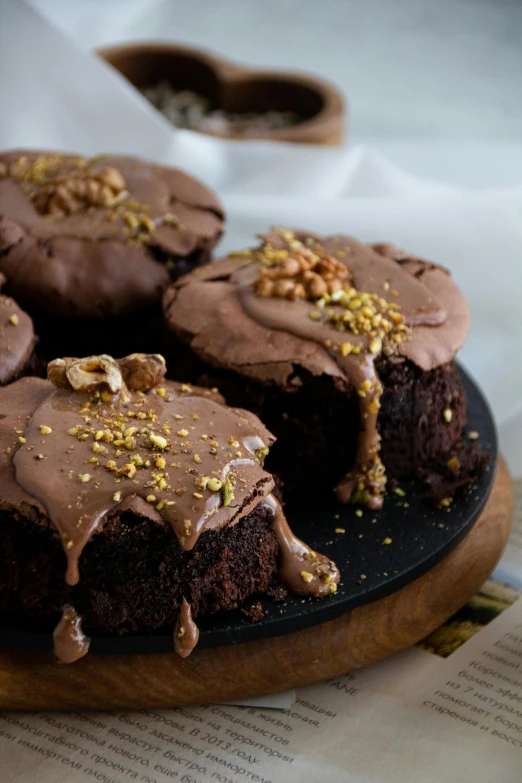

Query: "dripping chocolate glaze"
(53, 605), (90, 664)
(1, 358), (340, 660)
(263, 494), (339, 596)
(167, 230), (470, 507)
(13, 380), (275, 586)
(174, 599), (200, 658)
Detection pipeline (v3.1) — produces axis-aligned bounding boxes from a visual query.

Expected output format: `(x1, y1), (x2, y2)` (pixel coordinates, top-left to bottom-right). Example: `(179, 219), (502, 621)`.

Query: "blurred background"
(23, 0), (522, 187)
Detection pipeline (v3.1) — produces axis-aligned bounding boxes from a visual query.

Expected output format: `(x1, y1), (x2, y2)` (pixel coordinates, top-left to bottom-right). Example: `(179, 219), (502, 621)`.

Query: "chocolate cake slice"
(0, 150), (224, 359)
(163, 228), (483, 509)
(0, 353), (338, 663)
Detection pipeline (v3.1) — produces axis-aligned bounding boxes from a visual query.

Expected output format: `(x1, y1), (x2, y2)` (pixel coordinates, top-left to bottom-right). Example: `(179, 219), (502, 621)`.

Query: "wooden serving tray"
(97, 41), (345, 145)
(0, 458), (512, 711)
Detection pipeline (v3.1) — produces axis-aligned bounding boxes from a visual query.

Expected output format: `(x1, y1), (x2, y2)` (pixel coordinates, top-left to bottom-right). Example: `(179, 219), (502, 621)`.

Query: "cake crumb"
(241, 602), (266, 622)
(382, 537), (392, 545)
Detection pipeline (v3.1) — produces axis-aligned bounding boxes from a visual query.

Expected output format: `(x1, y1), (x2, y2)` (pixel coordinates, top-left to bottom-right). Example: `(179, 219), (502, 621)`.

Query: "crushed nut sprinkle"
(8, 314), (19, 326)
(39, 425), (52, 435)
(149, 433), (168, 450)
(222, 480), (234, 507)
(252, 233), (411, 365)
(447, 456), (460, 473)
(443, 408), (453, 423)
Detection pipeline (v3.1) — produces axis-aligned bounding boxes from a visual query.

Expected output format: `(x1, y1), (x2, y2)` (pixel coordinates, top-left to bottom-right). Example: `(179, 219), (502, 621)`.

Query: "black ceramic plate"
(0, 365), (496, 655)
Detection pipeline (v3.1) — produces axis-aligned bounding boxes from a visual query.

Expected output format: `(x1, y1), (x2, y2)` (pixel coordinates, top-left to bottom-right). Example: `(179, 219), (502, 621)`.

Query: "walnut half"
(48, 355), (123, 394)
(47, 353), (167, 395)
(118, 353), (166, 392)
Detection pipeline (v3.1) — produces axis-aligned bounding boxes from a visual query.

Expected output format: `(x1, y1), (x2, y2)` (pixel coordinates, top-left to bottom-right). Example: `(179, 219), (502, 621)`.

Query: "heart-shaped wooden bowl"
(97, 42), (345, 145)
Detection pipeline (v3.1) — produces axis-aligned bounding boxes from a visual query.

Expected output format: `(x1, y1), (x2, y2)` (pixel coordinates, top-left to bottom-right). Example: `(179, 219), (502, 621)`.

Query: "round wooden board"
(0, 458), (513, 711)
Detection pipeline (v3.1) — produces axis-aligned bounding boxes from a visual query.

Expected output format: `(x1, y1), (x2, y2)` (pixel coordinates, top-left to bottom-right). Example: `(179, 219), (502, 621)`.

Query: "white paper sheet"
(0, 3), (522, 781)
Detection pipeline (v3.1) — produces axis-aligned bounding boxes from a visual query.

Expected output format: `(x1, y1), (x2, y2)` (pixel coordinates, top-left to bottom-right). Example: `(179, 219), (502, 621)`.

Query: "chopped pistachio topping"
(149, 433), (168, 449)
(222, 480), (234, 507)
(447, 456), (460, 473)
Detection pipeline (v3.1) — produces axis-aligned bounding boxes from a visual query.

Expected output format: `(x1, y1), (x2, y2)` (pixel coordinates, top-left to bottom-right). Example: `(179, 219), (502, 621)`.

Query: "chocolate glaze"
(165, 229), (470, 506)
(13, 381), (274, 586)
(0, 292), (35, 385)
(52, 605), (90, 664)
(263, 494), (339, 596)
(174, 599), (199, 657)
(1, 360), (340, 659)
(0, 150), (224, 319)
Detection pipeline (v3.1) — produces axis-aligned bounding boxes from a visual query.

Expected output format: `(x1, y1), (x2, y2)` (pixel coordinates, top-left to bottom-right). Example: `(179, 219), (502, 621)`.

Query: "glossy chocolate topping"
(13, 375), (274, 586)
(0, 354), (339, 659)
(53, 605), (90, 664)
(0, 290), (35, 385)
(0, 150), (224, 319)
(165, 229), (470, 506)
(174, 599), (200, 658)
(263, 494), (339, 596)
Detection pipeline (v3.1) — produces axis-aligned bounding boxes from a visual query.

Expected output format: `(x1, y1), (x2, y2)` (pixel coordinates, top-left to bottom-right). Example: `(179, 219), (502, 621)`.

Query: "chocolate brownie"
(0, 151), (224, 359)
(0, 273), (36, 385)
(0, 353), (338, 662)
(164, 228), (482, 508)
